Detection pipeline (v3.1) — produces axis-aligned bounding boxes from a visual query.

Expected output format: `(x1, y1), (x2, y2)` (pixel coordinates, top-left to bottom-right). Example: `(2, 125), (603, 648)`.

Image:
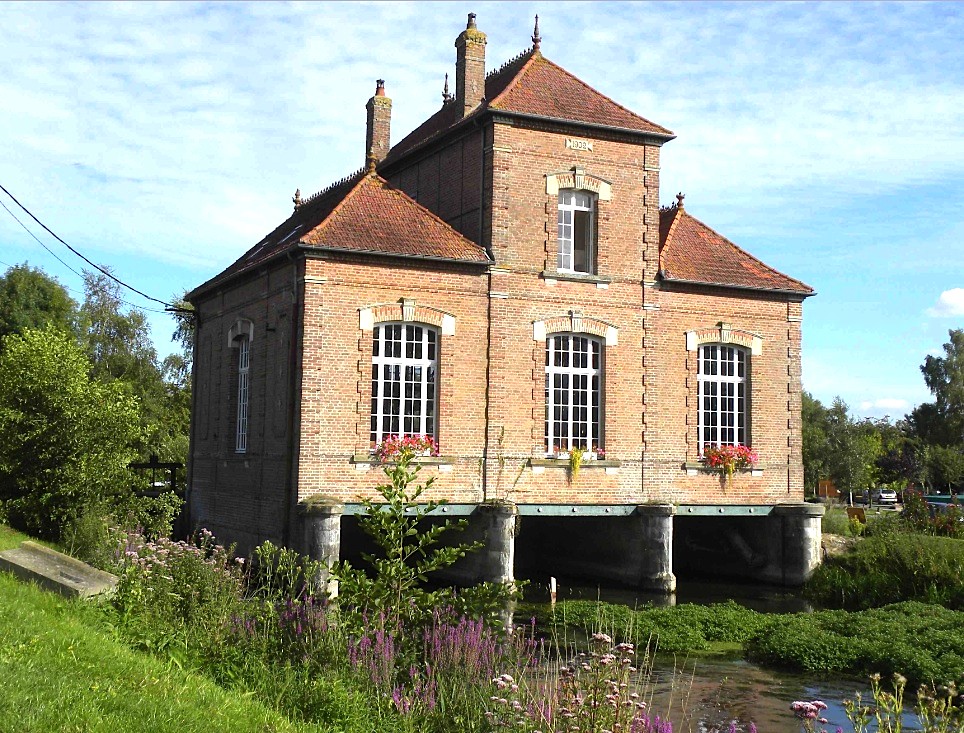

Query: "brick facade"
(187, 17), (812, 555)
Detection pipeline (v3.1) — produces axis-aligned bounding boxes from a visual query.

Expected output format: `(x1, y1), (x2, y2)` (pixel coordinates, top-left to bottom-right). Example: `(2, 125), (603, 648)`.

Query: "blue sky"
(1, 1), (961, 420)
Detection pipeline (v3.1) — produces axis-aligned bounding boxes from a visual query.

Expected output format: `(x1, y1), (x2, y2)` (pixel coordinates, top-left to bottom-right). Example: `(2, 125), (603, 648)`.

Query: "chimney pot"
(365, 79), (392, 166)
(455, 12), (487, 118)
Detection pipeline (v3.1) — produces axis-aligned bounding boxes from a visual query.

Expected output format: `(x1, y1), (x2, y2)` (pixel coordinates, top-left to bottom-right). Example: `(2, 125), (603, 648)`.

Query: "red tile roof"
(384, 50), (672, 165)
(189, 172), (489, 298)
(659, 206), (813, 295)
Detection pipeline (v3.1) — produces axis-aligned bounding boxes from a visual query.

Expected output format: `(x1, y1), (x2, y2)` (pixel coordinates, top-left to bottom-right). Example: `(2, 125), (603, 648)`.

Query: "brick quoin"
(186, 16), (813, 555)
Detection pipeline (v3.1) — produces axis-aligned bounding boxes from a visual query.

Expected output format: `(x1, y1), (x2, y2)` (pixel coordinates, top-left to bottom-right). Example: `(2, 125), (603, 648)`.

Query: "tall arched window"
(557, 190), (597, 274)
(370, 323), (438, 445)
(235, 335), (250, 453)
(697, 344), (749, 451)
(545, 334), (604, 454)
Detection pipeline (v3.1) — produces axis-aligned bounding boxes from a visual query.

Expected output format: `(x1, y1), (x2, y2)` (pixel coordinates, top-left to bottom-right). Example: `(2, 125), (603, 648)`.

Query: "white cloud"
(926, 288), (964, 318)
(859, 398), (910, 413)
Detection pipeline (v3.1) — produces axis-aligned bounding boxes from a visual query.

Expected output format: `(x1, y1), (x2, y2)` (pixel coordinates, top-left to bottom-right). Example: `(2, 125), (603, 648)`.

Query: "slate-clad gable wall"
(386, 126), (487, 247)
(188, 258), (301, 555)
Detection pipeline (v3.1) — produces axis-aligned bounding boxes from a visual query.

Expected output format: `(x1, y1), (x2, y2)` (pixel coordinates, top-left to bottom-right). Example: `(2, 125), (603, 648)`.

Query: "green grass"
(0, 529), (325, 733)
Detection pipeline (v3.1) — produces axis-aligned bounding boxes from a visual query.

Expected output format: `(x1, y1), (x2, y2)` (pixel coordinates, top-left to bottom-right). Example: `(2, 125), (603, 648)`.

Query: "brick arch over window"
(685, 322), (762, 356)
(358, 299), (456, 335)
(545, 168), (613, 201)
(532, 310), (618, 346)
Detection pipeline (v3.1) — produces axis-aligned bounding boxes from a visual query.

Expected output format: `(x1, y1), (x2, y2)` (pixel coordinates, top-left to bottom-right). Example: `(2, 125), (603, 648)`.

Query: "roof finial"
(442, 72), (452, 103)
(292, 188), (302, 210)
(532, 14), (541, 50)
(366, 147), (378, 175)
(676, 192), (685, 209)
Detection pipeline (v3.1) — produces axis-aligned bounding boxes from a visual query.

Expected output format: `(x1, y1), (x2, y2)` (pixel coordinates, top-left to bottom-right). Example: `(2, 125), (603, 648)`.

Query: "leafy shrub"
(0, 326), (140, 539)
(556, 600), (769, 653)
(65, 492), (183, 570)
(901, 489), (964, 538)
(746, 601), (964, 689)
(806, 531), (964, 609)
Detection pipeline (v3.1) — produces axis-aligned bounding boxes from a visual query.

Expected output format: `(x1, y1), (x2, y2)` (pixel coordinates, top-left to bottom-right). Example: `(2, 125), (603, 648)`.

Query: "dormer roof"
(383, 50), (673, 166)
(659, 205), (813, 296)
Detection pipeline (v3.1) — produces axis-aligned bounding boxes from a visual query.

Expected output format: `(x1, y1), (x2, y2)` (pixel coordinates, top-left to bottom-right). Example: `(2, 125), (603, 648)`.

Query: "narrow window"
(370, 323), (438, 446)
(557, 190), (597, 274)
(236, 336), (250, 453)
(544, 334), (603, 454)
(697, 344), (749, 451)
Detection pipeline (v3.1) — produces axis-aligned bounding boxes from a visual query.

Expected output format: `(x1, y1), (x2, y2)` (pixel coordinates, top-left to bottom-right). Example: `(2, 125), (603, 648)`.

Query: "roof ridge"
(486, 49), (540, 109)
(508, 54), (672, 135)
(309, 172), (381, 239)
(659, 204), (683, 253)
(301, 167), (365, 206)
(676, 209), (812, 291)
(486, 47), (535, 80)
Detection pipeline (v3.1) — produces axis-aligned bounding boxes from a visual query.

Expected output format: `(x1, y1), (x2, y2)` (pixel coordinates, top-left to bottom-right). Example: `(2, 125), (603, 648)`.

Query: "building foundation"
(298, 497), (344, 597)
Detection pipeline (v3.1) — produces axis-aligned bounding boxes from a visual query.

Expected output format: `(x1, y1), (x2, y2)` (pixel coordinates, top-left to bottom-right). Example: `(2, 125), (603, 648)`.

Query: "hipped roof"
(188, 172), (489, 299)
(384, 49), (673, 166)
(659, 205), (813, 295)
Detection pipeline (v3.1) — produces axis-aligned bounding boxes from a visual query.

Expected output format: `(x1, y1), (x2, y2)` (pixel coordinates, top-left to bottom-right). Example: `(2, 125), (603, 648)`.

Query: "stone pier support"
(634, 504), (676, 593)
(298, 497), (343, 597)
(475, 501), (518, 585)
(769, 503), (824, 586)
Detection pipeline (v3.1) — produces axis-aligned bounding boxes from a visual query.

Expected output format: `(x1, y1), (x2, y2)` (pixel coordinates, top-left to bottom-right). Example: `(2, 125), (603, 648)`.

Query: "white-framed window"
(697, 344), (749, 451)
(557, 190), (597, 274)
(545, 334), (603, 454)
(370, 323), (438, 445)
(235, 336), (250, 453)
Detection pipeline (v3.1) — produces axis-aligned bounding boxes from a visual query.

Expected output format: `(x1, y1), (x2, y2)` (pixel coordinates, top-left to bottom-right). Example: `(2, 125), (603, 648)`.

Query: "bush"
(0, 326), (140, 538)
(805, 531), (964, 609)
(745, 601), (964, 689)
(556, 600), (770, 654)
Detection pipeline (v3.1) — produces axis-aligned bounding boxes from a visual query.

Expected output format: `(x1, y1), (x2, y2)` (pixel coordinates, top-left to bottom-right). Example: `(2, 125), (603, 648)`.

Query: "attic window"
(557, 190), (596, 274)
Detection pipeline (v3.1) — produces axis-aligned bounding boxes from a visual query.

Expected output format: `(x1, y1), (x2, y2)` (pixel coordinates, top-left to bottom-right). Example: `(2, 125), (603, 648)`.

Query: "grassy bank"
(0, 531), (321, 732)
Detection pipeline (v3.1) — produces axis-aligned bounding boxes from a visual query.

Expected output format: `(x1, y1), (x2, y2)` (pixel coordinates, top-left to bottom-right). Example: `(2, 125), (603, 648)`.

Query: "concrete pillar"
(475, 502), (517, 585)
(634, 504), (677, 593)
(298, 497), (343, 597)
(770, 503), (824, 586)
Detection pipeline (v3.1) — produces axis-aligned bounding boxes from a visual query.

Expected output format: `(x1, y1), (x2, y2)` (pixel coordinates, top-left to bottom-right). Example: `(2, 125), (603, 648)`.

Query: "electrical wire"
(0, 182), (175, 308)
(0, 196), (173, 315)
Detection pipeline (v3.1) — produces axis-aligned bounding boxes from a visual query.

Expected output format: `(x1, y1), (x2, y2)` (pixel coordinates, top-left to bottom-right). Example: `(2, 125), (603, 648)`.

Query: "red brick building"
(187, 14), (820, 590)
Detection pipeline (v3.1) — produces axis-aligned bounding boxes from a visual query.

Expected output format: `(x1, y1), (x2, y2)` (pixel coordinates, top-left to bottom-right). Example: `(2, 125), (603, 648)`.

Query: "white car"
(869, 488), (898, 505)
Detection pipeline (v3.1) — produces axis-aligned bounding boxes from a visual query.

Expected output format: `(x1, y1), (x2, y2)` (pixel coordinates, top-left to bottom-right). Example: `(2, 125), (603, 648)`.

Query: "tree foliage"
(0, 263), (77, 342)
(0, 326), (141, 538)
(920, 329), (964, 446)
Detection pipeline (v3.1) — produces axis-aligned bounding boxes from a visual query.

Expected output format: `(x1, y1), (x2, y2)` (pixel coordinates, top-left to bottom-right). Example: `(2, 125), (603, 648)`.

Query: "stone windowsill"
(351, 454), (456, 467)
(683, 462), (764, 477)
(540, 269), (612, 286)
(529, 458), (621, 469)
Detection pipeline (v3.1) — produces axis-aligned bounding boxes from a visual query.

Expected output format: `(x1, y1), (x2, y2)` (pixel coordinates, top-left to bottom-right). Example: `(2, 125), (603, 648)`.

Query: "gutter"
(658, 273), (815, 299)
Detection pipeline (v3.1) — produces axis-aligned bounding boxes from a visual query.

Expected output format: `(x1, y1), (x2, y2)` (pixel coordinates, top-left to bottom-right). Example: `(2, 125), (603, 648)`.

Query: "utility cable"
(0, 182), (175, 308)
(0, 196), (172, 315)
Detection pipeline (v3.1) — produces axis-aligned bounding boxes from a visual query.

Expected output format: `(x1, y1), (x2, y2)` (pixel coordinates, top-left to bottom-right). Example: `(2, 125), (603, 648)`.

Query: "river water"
(522, 578), (922, 732)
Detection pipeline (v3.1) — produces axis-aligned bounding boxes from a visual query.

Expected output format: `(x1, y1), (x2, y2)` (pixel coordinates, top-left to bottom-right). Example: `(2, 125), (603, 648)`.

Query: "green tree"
(802, 391), (830, 495)
(78, 270), (184, 464)
(0, 263), (77, 342)
(0, 326), (140, 538)
(919, 329), (964, 446)
(823, 398), (882, 496)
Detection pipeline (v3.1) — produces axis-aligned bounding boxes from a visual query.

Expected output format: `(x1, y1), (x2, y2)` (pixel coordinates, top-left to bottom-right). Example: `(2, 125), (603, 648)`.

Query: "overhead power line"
(0, 197), (171, 315)
(0, 182), (182, 310)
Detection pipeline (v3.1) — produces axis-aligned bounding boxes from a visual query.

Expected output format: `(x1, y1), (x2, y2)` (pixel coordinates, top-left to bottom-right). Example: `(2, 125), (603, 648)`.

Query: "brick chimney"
(455, 13), (487, 118)
(365, 79), (392, 164)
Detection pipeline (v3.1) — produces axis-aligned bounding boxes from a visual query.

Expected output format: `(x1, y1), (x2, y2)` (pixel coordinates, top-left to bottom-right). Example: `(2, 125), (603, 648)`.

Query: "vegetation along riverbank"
(4, 450), (964, 731)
